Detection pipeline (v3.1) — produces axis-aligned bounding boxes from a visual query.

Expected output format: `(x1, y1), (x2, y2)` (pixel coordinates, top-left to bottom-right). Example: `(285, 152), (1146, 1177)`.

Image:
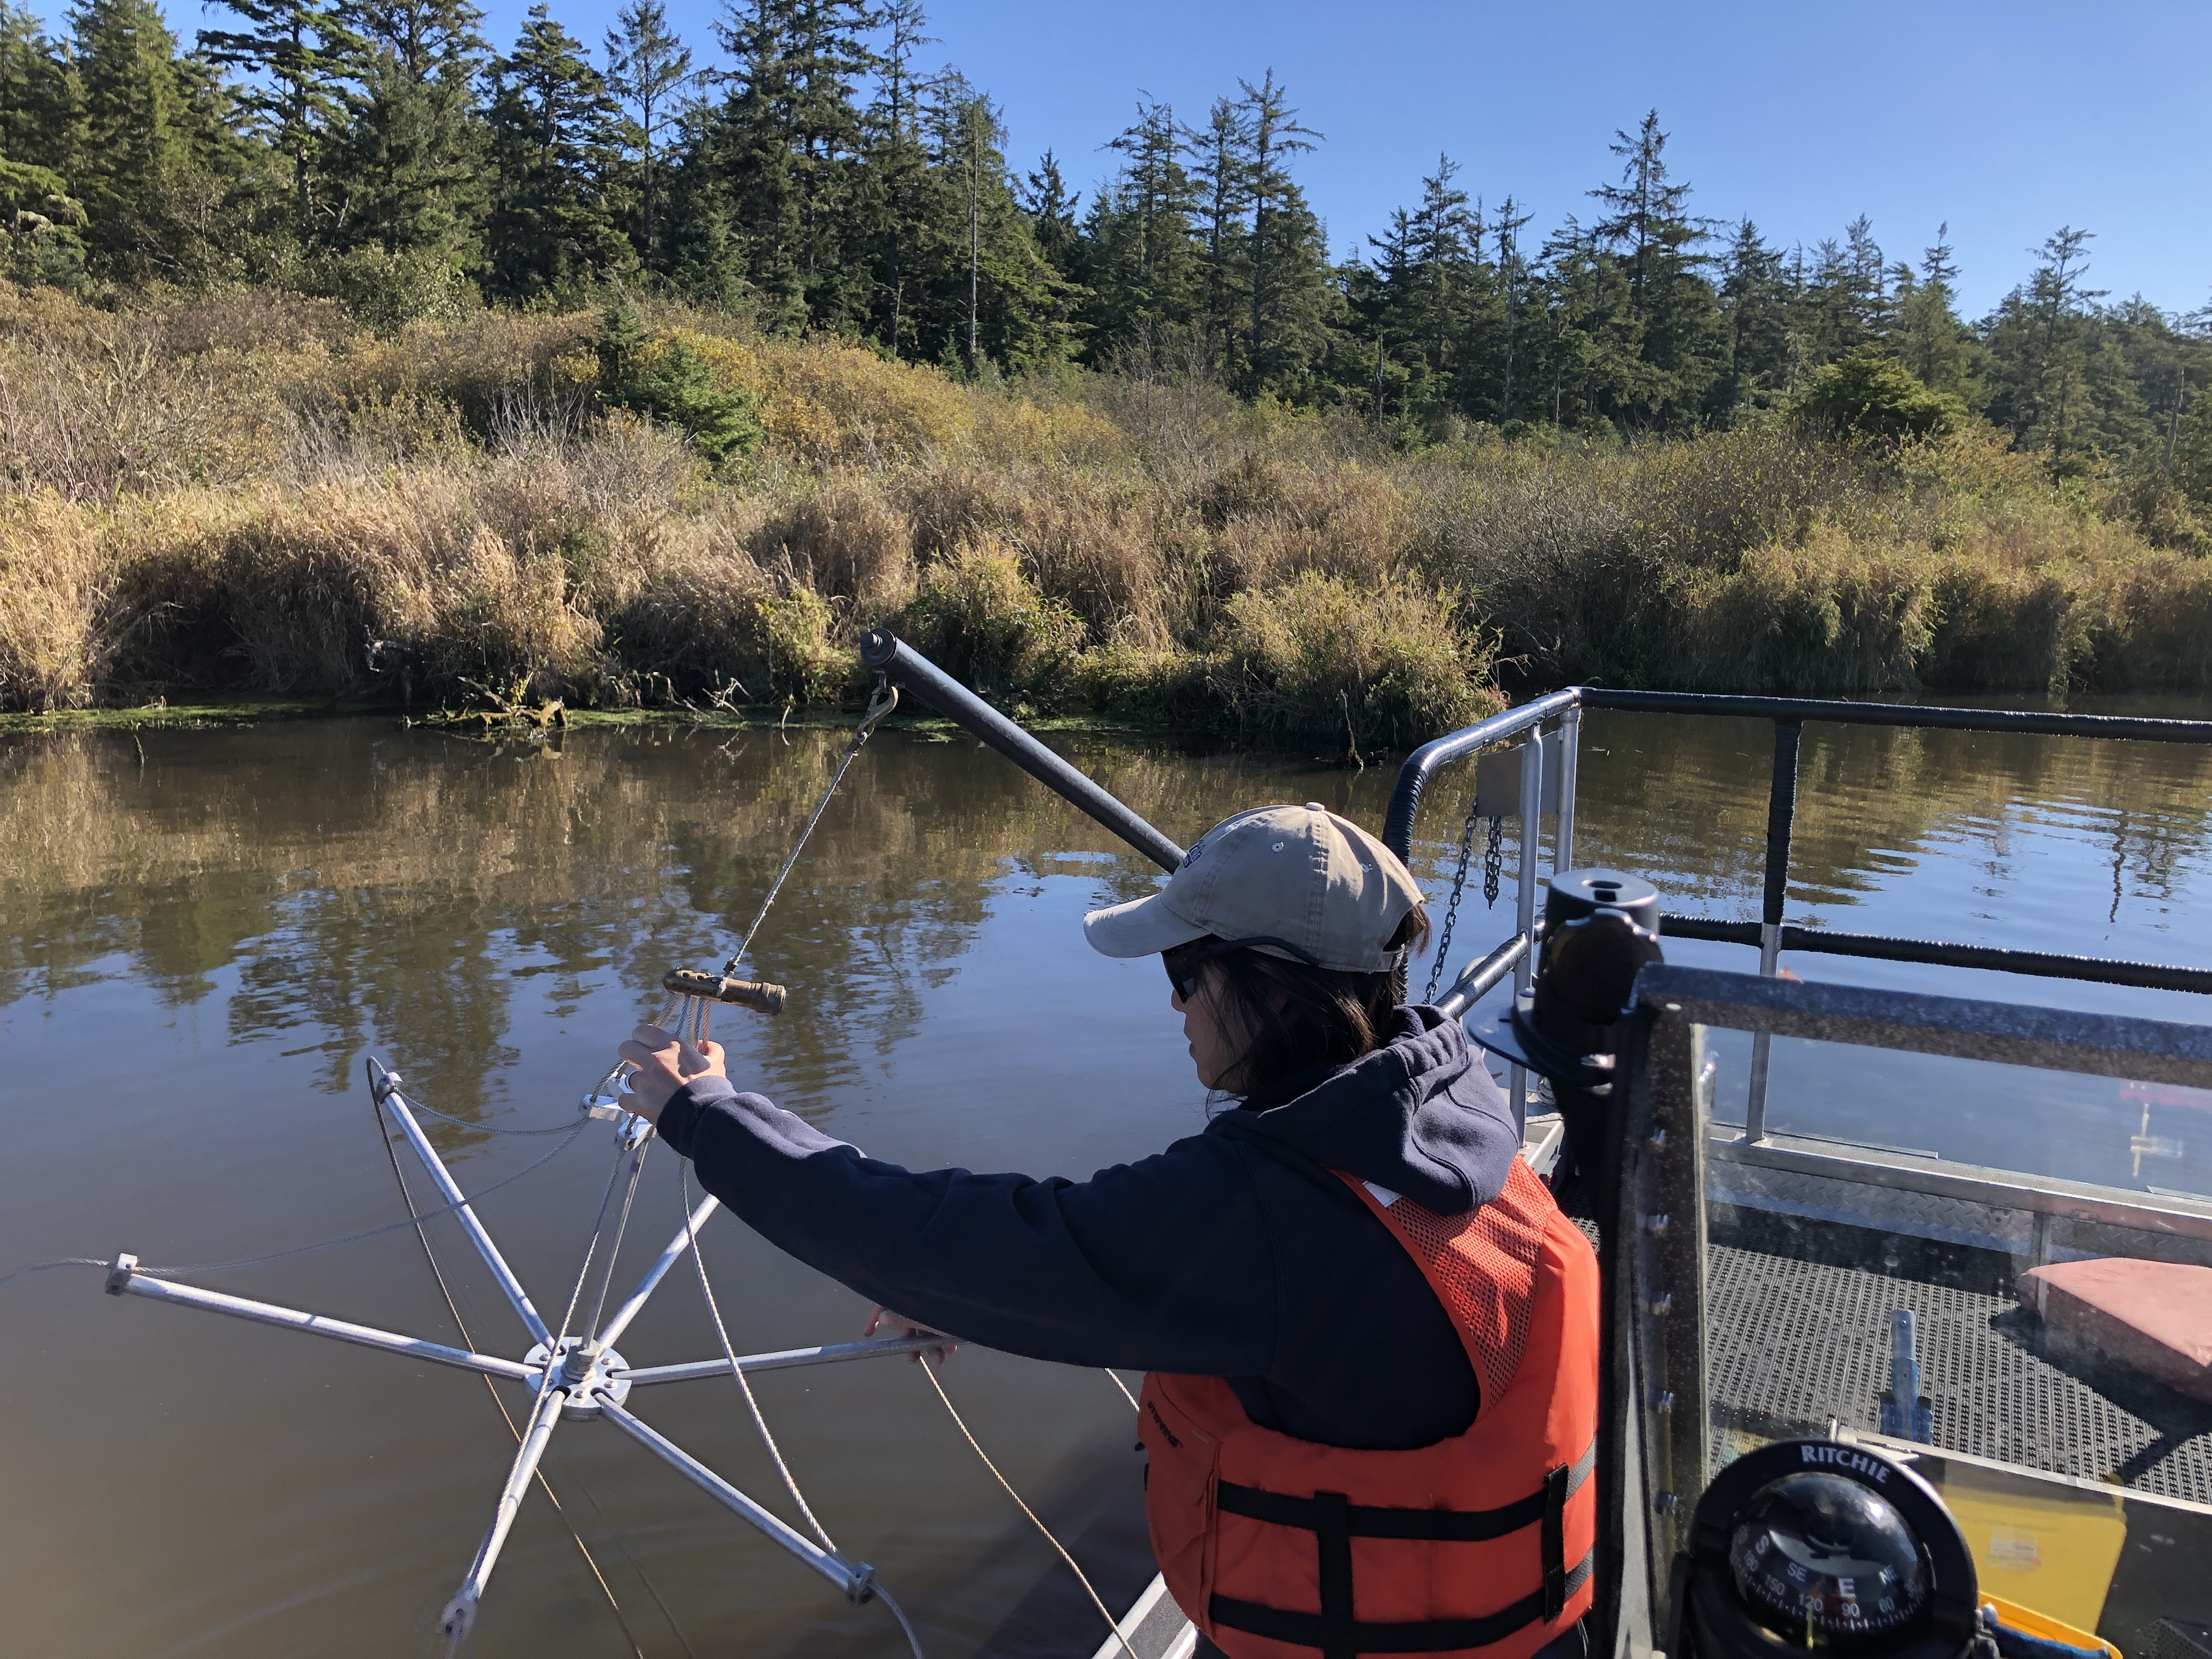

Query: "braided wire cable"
(721, 684), (898, 978)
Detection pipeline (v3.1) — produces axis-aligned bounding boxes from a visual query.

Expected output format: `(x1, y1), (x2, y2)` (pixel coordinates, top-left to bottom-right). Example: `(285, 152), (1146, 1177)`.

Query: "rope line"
(398, 1093), (585, 1136)
(721, 684), (896, 978)
(3, 1122), (590, 1289)
(917, 1360), (1141, 1659)
(375, 1094), (654, 1659)
(0, 1257), (108, 1292)
(553, 1143), (637, 1352)
(1103, 1369), (1139, 1413)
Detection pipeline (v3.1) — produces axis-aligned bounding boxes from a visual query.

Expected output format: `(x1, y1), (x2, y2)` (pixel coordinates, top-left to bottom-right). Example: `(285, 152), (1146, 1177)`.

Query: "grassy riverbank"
(5, 285), (2208, 744)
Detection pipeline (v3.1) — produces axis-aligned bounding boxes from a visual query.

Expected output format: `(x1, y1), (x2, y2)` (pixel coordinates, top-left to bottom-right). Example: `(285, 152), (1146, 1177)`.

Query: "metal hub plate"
(522, 1338), (632, 1420)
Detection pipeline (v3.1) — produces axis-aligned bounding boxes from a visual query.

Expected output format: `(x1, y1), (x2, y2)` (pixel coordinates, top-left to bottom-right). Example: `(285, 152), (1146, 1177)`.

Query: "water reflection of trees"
(0, 721), (1344, 1124)
(9, 710), (2205, 1132)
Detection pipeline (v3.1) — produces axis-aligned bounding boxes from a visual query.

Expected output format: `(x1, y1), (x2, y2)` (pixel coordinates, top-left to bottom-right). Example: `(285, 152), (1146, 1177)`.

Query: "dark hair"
(1189, 906), (1431, 1099)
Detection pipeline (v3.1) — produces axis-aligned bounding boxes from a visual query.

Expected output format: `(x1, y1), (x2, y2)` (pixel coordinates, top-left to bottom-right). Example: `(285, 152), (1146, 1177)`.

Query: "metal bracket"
(1474, 728), (1564, 817)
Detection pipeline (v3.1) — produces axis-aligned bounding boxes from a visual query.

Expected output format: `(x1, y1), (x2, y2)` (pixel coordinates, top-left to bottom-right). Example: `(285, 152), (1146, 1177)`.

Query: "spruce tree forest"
(3, 0), (2210, 733)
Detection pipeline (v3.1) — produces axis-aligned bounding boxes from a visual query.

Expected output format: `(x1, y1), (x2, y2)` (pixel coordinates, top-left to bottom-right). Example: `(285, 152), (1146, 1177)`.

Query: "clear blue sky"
(225, 0), (2212, 316)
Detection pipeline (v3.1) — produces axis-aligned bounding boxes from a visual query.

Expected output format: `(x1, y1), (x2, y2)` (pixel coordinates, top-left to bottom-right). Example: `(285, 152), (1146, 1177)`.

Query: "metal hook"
(857, 679), (899, 737)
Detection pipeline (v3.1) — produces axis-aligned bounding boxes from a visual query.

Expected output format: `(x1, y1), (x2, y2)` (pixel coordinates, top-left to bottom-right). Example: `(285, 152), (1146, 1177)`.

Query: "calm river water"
(4, 701), (2210, 1657)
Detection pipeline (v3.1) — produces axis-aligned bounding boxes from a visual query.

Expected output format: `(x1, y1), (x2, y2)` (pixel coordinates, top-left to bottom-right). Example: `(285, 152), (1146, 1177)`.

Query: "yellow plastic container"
(1927, 1458), (2126, 1634)
(1985, 1594), (2123, 1659)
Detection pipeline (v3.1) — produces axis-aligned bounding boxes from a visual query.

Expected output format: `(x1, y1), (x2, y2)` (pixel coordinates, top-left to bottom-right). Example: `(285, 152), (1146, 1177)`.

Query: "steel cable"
(720, 684), (897, 978)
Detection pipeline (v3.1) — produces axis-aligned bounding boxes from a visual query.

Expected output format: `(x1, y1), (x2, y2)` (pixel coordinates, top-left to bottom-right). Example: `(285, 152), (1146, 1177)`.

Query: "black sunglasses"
(1163, 935), (1322, 999)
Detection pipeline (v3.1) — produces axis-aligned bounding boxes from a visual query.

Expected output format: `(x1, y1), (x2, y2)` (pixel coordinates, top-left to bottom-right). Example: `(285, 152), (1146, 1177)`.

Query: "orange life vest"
(1139, 1157), (1600, 1659)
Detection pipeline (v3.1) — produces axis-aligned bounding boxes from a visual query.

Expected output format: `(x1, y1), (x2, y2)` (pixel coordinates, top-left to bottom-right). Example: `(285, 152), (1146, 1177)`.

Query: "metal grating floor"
(1704, 1241), (2212, 1506)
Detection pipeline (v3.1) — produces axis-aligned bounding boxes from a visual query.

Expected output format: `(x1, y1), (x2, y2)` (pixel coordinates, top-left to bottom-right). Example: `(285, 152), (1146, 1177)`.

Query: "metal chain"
(1423, 792), (1488, 1002)
(1482, 814), (1504, 907)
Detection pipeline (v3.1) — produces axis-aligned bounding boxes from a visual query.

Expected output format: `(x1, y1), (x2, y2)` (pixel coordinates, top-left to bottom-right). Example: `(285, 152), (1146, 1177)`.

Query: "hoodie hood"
(1206, 1007), (1519, 1216)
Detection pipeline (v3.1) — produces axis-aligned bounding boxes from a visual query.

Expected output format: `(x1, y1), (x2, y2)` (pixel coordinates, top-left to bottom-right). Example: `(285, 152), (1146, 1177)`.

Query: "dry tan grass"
(1, 284), (2205, 731)
(0, 490), (114, 709)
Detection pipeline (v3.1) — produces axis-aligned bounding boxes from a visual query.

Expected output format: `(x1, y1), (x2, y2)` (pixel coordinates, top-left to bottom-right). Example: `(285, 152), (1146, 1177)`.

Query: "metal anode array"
(103, 1013), (938, 1645)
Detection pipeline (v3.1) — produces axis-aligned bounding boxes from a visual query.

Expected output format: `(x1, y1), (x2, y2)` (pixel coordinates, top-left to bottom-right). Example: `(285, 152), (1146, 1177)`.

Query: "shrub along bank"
(3, 286), (2208, 741)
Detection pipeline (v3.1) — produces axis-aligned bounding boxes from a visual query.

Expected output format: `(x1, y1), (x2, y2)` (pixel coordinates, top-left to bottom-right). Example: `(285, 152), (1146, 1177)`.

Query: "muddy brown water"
(4, 700), (2210, 1657)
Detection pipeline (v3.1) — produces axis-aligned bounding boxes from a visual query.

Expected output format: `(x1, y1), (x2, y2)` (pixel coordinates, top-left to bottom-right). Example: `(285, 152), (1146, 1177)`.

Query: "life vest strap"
(1210, 1549), (1594, 1658)
(1207, 1442), (1595, 1657)
(1212, 1439), (1594, 1543)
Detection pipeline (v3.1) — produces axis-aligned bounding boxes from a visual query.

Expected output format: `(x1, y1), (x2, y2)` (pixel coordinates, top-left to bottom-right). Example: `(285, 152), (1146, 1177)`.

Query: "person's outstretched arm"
(619, 1026), (1278, 1375)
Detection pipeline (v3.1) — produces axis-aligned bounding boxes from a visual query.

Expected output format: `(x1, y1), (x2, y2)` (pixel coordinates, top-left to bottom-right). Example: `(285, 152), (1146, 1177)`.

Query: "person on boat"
(617, 802), (1601, 1659)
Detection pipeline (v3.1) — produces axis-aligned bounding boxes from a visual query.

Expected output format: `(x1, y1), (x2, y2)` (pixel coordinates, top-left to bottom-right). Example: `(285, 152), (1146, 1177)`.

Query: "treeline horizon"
(1, 0), (2207, 467)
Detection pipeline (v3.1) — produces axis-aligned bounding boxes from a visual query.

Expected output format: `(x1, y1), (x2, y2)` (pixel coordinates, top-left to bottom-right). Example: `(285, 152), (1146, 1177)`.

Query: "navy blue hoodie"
(656, 1006), (1520, 1451)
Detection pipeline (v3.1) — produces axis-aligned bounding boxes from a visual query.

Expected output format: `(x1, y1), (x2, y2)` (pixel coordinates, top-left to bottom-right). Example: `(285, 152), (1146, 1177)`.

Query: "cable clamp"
(838, 1556), (878, 1605)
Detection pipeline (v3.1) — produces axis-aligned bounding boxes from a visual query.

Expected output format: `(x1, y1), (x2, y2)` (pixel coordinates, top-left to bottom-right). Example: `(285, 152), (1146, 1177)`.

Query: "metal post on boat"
(1510, 727), (1547, 1135)
(1555, 705), (1581, 874)
(858, 630), (1186, 873)
(1741, 721), (1802, 1142)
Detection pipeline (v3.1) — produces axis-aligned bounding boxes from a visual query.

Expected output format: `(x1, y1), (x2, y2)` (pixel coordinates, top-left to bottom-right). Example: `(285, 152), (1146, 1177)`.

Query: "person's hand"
(614, 1024), (726, 1124)
(866, 1306), (956, 1367)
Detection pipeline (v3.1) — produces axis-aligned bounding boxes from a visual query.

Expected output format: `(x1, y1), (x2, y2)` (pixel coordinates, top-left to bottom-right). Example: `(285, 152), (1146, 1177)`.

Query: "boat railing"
(1386, 687), (2212, 1165)
(1601, 963), (2212, 1657)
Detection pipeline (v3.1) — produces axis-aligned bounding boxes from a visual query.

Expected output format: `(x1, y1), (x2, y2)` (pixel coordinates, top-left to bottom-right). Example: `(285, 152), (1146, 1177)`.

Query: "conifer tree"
(602, 0), (690, 260)
(0, 4), (87, 285)
(859, 0), (932, 354)
(1082, 96), (1200, 361)
(482, 3), (628, 300)
(198, 0), (360, 234)
(1588, 109), (1718, 425)
(1493, 193), (1531, 422)
(329, 0), (488, 262)
(1, 1), (80, 176)
(1984, 226), (2104, 454)
(1019, 148), (1079, 278)
(1716, 217), (1791, 413)
(1236, 70), (1324, 396)
(695, 0), (875, 332)
(69, 0), (190, 266)
(910, 72), (1070, 373)
(1187, 94), (1248, 370)
(1890, 225), (1981, 405)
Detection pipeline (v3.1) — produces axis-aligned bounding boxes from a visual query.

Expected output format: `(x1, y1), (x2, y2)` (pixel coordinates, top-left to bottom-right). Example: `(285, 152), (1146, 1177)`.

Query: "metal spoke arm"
(439, 1383), (569, 1641)
(595, 1394), (872, 1601)
(615, 1332), (948, 1386)
(594, 1190), (721, 1354)
(105, 1258), (541, 1383)
(368, 1060), (555, 1350)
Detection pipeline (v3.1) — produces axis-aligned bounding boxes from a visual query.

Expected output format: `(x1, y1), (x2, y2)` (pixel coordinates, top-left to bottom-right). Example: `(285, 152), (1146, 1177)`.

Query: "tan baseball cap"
(1084, 803), (1424, 973)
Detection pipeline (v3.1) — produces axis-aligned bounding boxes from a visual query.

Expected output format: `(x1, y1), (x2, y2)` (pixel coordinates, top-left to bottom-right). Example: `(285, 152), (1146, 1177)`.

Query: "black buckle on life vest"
(1541, 1461), (1570, 1622)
